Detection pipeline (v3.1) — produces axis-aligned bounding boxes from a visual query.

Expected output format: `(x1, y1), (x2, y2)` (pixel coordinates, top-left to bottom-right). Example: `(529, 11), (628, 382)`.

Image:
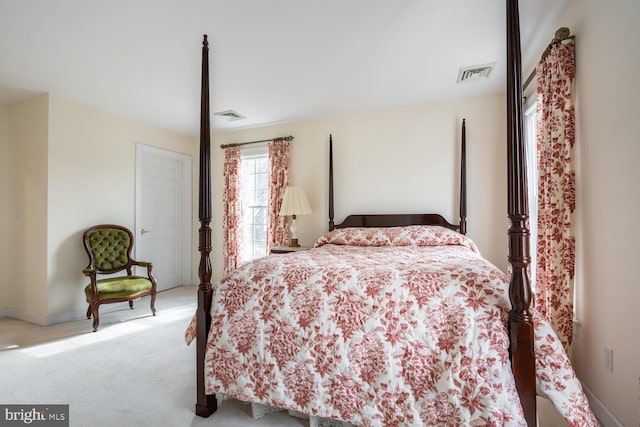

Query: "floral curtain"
(222, 147), (242, 276)
(268, 140), (290, 249)
(535, 40), (576, 350)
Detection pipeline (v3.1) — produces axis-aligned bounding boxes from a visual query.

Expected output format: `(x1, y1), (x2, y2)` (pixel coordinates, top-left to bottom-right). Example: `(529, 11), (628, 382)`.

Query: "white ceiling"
(0, 0), (568, 136)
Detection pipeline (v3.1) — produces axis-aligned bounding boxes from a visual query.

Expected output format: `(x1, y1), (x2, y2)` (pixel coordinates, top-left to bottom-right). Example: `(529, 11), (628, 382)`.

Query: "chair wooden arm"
(132, 260), (151, 268)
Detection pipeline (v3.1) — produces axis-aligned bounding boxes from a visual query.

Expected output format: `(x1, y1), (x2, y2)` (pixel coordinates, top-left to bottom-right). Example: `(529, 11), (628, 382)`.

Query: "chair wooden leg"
(150, 291), (157, 316)
(129, 300), (134, 309)
(86, 304), (91, 319)
(91, 308), (100, 332)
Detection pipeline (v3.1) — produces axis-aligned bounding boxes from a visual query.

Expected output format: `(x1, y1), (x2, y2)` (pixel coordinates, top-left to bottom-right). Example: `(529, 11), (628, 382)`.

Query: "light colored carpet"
(0, 285), (566, 427)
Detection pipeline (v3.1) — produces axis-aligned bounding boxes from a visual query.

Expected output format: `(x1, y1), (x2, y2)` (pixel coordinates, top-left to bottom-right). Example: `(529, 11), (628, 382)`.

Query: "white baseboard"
(46, 308), (90, 325)
(3, 301), (145, 326)
(582, 381), (624, 427)
(4, 307), (49, 326)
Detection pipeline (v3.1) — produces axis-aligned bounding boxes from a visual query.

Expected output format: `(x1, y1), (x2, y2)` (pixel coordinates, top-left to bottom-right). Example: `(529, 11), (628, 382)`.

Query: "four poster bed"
(187, 1), (596, 426)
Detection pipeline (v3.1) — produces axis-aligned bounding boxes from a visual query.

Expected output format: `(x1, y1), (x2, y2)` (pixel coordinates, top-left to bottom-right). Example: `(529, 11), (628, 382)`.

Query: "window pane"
(254, 206), (266, 225)
(243, 209), (254, 225)
(253, 243), (266, 259)
(256, 171), (268, 190)
(256, 188), (268, 205)
(255, 225), (266, 242)
(256, 157), (269, 171)
(524, 101), (538, 292)
(240, 148), (269, 262)
(244, 174), (256, 192)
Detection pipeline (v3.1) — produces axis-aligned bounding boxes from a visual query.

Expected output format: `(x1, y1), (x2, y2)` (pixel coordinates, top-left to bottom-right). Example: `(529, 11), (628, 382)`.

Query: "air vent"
(457, 63), (496, 83)
(214, 109), (246, 121)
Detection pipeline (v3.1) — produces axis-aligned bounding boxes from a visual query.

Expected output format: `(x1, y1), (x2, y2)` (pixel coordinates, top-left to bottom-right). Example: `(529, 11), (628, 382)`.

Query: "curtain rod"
(220, 135), (294, 149)
(523, 27), (574, 91)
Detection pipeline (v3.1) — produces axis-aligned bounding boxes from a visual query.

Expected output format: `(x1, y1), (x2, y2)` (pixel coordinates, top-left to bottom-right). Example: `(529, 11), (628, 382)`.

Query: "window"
(524, 98), (538, 291)
(240, 146), (269, 262)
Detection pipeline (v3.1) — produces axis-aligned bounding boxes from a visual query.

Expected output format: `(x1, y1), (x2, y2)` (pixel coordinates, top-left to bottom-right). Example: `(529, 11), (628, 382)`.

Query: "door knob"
(141, 228), (151, 235)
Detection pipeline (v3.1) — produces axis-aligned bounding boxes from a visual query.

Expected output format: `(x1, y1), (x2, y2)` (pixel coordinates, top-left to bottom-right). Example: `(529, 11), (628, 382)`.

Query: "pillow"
(313, 225), (479, 253)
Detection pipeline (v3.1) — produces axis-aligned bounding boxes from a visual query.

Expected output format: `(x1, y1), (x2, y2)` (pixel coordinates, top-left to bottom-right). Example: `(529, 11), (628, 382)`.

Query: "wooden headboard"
(328, 119), (467, 235)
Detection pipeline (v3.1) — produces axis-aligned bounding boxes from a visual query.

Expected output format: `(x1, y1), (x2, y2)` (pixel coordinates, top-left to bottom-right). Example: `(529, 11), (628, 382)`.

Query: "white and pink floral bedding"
(186, 225), (596, 426)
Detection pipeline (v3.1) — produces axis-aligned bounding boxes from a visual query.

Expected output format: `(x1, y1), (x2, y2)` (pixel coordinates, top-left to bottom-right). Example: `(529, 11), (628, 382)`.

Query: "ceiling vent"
(214, 109), (246, 121)
(457, 62), (496, 83)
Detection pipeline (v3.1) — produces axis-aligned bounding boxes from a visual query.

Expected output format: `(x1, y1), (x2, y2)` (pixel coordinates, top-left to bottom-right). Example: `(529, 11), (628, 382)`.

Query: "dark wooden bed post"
(459, 118), (467, 235)
(195, 34), (217, 418)
(506, 1), (536, 425)
(329, 135), (335, 231)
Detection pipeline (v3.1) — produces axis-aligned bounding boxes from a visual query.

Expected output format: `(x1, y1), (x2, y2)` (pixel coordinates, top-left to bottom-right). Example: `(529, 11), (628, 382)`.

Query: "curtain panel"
(535, 40), (576, 350)
(268, 140), (290, 248)
(222, 147), (242, 276)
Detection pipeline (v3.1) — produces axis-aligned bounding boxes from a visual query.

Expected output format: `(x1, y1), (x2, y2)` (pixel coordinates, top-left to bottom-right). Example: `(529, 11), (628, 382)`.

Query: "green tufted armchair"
(82, 224), (157, 331)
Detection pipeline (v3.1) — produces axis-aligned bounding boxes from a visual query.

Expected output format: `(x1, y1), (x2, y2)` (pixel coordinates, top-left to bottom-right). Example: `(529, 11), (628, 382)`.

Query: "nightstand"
(270, 245), (311, 254)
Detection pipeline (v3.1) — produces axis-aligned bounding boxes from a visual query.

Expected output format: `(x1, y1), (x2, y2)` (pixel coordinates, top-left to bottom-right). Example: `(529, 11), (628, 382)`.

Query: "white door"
(135, 144), (192, 291)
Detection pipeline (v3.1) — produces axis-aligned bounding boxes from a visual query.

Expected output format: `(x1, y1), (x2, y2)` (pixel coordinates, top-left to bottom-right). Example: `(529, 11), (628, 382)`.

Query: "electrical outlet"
(603, 346), (613, 372)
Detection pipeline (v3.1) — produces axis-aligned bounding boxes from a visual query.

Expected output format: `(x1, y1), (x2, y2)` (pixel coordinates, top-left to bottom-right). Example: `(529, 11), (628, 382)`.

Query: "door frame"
(135, 143), (193, 286)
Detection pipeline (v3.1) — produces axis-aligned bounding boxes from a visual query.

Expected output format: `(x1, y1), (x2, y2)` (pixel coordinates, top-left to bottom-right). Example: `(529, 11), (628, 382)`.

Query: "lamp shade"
(279, 186), (312, 216)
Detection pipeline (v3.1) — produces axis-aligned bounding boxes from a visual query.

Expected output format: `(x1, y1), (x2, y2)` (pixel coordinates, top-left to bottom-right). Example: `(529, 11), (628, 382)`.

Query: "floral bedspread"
(186, 226), (596, 426)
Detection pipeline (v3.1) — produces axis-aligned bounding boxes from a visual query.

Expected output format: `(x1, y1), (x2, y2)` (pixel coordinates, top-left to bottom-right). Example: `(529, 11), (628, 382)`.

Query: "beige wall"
(212, 93), (507, 281)
(547, 1), (640, 426)
(0, 105), (8, 314)
(1, 94), (197, 324)
(45, 95), (197, 320)
(5, 95), (49, 322)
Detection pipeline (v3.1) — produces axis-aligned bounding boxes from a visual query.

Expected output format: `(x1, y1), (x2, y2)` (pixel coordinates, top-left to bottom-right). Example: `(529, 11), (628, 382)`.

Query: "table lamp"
(279, 186), (312, 247)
